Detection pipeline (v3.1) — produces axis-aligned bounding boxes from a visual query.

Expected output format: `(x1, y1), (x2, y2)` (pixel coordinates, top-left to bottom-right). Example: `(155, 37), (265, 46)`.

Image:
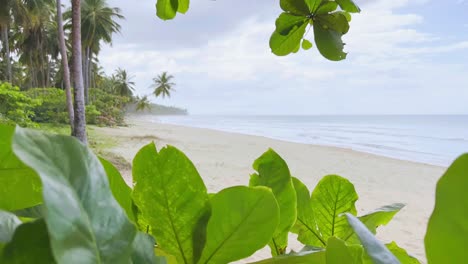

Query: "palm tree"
(135, 95), (151, 112)
(0, 0), (12, 83)
(56, 0), (74, 133)
(113, 68), (135, 97)
(152, 72), (175, 99)
(71, 0), (87, 144)
(80, 0), (124, 103)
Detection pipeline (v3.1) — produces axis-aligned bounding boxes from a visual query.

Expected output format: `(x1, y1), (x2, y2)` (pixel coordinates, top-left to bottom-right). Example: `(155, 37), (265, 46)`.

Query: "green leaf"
(291, 177), (326, 247)
(249, 247), (326, 264)
(0, 210), (21, 243)
(316, 1), (338, 15)
(280, 0), (310, 15)
(12, 127), (137, 264)
(275, 12), (308, 36)
(293, 175), (358, 247)
(386, 242), (420, 264)
(270, 20), (308, 56)
(250, 149), (297, 255)
(0, 125), (42, 211)
(335, 0), (361, 13)
(425, 154), (468, 264)
(100, 157), (135, 222)
(345, 203), (405, 242)
(1, 220), (56, 263)
(313, 13), (349, 61)
(156, 0), (179, 20)
(177, 0), (189, 13)
(198, 186), (280, 264)
(12, 205), (44, 219)
(346, 214), (399, 264)
(326, 237), (363, 264)
(305, 0), (323, 13)
(302, 39), (313, 50)
(131, 232), (165, 264)
(132, 143), (210, 264)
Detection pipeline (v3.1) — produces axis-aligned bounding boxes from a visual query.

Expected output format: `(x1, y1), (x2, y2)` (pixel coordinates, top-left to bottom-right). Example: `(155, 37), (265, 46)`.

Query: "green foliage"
(154, 0), (359, 61)
(1, 126), (468, 263)
(25, 88), (69, 124)
(89, 88), (129, 126)
(85, 104), (102, 125)
(425, 154), (468, 263)
(0, 83), (39, 127)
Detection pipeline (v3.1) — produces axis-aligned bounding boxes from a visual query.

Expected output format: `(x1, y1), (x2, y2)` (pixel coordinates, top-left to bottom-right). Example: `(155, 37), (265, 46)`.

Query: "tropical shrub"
(0, 83), (39, 127)
(25, 88), (69, 124)
(0, 125), (467, 263)
(89, 88), (129, 126)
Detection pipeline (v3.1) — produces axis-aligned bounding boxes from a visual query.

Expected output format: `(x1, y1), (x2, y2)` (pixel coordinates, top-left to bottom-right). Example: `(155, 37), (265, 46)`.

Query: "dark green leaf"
(425, 154), (468, 264)
(250, 149), (297, 255)
(131, 232), (165, 264)
(275, 12), (308, 35)
(293, 175), (358, 246)
(156, 0), (179, 20)
(335, 0), (361, 13)
(280, 0), (310, 15)
(13, 127), (137, 263)
(100, 157), (135, 221)
(1, 220), (56, 263)
(132, 143), (210, 264)
(0, 210), (21, 243)
(313, 14), (348, 61)
(346, 214), (399, 264)
(316, 1), (338, 15)
(177, 0), (189, 13)
(305, 0), (323, 13)
(270, 21), (308, 56)
(0, 125), (42, 211)
(302, 39), (313, 50)
(198, 186), (280, 264)
(249, 247), (326, 263)
(326, 237), (363, 264)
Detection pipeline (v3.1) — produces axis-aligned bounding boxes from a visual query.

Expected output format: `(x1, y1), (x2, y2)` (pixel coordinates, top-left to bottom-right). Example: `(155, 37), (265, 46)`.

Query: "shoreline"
(96, 116), (446, 262)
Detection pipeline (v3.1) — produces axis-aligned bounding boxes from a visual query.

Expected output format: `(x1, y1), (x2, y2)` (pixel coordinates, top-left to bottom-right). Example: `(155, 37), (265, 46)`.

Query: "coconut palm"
(152, 72), (175, 99)
(113, 68), (135, 97)
(135, 95), (151, 112)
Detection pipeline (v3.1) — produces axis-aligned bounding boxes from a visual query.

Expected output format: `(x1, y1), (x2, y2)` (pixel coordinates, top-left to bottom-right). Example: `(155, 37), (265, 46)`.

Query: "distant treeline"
(127, 103), (188, 116)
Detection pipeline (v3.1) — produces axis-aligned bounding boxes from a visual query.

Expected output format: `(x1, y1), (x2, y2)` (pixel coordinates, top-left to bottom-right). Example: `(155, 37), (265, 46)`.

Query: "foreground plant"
(0, 125), (467, 263)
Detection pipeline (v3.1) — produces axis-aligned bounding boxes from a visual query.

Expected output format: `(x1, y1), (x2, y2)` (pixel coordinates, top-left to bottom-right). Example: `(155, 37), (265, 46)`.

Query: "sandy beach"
(95, 116), (446, 262)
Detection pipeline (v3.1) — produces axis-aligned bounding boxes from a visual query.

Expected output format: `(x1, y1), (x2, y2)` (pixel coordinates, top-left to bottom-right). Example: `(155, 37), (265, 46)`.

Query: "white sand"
(95, 116), (445, 263)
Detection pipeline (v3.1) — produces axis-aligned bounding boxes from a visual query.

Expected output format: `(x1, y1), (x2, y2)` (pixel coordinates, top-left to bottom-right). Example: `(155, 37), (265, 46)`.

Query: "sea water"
(153, 115), (468, 167)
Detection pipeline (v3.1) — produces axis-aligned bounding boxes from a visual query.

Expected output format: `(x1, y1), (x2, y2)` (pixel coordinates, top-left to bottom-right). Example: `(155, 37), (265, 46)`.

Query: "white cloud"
(100, 0), (468, 114)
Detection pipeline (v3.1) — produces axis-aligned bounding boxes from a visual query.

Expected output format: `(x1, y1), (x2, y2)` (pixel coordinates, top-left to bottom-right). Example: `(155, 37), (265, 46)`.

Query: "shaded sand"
(95, 116), (445, 263)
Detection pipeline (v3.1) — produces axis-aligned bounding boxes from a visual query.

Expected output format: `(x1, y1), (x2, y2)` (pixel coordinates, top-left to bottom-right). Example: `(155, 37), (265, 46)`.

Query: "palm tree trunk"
(71, 0), (87, 144)
(1, 26), (12, 83)
(56, 0), (75, 133)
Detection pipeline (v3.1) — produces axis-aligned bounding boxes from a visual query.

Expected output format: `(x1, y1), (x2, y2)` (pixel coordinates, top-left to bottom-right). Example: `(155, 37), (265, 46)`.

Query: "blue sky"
(100, 0), (468, 115)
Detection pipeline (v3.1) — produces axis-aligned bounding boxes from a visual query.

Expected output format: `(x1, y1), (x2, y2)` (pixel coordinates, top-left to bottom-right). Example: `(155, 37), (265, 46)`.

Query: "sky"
(100, 0), (468, 115)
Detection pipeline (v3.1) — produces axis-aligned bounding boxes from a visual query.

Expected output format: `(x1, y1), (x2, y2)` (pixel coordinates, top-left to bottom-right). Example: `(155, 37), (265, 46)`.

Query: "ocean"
(152, 115), (468, 167)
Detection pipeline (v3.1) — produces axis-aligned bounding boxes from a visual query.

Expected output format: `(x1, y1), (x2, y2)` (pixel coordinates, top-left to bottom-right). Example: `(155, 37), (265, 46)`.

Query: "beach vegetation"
(1, 125), (466, 263)
(152, 72), (176, 100)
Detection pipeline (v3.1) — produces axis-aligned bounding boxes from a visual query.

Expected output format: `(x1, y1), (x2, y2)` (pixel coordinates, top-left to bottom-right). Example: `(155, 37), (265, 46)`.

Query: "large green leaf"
(275, 12), (308, 36)
(0, 210), (21, 243)
(313, 13), (349, 61)
(293, 175), (358, 247)
(305, 0), (323, 13)
(100, 157), (135, 222)
(326, 237), (363, 264)
(156, 0), (179, 20)
(249, 247), (326, 264)
(335, 0), (361, 13)
(345, 203), (405, 242)
(280, 0), (310, 15)
(386, 242), (420, 264)
(131, 232), (166, 264)
(425, 154), (468, 264)
(291, 177), (326, 247)
(1, 220), (56, 263)
(0, 125), (42, 211)
(346, 214), (399, 264)
(132, 143), (210, 264)
(250, 149), (297, 255)
(270, 20), (308, 56)
(197, 186), (280, 264)
(12, 127), (137, 264)
(316, 1), (338, 15)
